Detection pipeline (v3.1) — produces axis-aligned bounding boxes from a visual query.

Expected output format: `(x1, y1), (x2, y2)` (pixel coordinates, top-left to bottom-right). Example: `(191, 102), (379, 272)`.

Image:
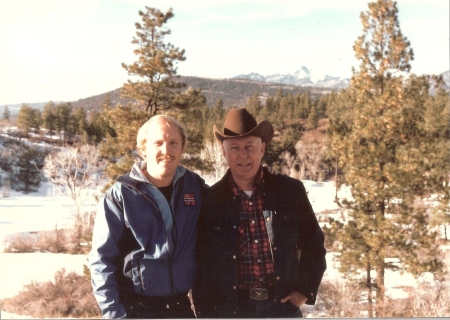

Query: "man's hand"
(280, 291), (307, 307)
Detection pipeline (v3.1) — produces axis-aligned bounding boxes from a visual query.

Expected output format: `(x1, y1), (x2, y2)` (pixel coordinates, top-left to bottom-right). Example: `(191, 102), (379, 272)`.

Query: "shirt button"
(233, 225), (236, 229)
(273, 247), (277, 250)
(233, 286), (236, 289)
(252, 220), (256, 224)
(266, 217), (271, 221)
(255, 240), (258, 243)
(276, 276), (280, 280)
(257, 259), (261, 262)
(249, 202), (253, 206)
(233, 255), (236, 259)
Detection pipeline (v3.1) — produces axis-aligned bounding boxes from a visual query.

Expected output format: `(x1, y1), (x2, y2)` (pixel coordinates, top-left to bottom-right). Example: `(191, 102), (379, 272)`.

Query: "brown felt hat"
(214, 108), (274, 144)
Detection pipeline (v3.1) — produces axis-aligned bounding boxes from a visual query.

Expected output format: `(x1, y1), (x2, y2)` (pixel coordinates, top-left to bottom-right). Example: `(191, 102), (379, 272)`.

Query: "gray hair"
(136, 115), (187, 157)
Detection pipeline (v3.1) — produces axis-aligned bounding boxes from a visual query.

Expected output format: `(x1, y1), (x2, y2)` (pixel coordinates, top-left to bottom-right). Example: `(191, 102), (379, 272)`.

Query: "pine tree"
(326, 88), (355, 198)
(328, 0), (444, 316)
(42, 101), (57, 138)
(279, 93), (295, 122)
(121, 7), (199, 115)
(305, 106), (318, 130)
(17, 104), (36, 137)
(100, 6), (207, 187)
(424, 86), (450, 241)
(55, 102), (73, 144)
(12, 146), (45, 193)
(298, 91), (312, 119)
(2, 105), (11, 121)
(245, 92), (261, 117)
(71, 106), (87, 143)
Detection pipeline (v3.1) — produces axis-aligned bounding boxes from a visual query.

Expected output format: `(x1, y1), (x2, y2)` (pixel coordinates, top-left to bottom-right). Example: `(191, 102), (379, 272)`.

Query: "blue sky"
(0, 0), (448, 105)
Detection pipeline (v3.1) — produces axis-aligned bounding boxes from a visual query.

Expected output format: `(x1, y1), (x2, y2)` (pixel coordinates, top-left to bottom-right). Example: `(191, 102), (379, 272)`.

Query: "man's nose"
(239, 148), (248, 158)
(160, 142), (168, 154)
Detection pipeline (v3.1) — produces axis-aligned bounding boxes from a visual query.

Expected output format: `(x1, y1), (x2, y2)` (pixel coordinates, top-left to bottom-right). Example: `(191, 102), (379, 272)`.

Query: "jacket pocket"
(130, 258), (172, 296)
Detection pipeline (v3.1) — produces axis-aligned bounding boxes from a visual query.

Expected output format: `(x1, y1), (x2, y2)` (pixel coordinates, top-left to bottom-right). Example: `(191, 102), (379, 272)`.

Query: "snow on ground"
(0, 252), (88, 299)
(0, 182), (87, 297)
(0, 182), (76, 247)
(0, 178), (448, 318)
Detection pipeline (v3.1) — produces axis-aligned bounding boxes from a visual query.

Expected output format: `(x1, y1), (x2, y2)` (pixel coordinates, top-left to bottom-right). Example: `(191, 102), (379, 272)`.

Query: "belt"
(250, 288), (269, 300)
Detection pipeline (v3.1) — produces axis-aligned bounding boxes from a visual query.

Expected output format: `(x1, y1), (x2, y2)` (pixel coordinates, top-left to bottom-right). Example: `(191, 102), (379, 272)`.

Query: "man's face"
(145, 120), (184, 182)
(222, 136), (265, 186)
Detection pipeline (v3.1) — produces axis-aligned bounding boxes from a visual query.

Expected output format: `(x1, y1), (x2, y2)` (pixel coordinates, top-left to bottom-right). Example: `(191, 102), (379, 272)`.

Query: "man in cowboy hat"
(193, 108), (326, 318)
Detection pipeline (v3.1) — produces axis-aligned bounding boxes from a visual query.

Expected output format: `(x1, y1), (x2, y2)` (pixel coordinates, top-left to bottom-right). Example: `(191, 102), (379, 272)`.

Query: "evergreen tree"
(245, 92), (261, 118)
(328, 0), (443, 316)
(17, 104), (36, 137)
(326, 88), (355, 198)
(11, 146), (45, 193)
(2, 105), (11, 121)
(305, 106), (318, 130)
(71, 106), (87, 143)
(55, 102), (73, 144)
(279, 93), (295, 122)
(98, 104), (149, 190)
(42, 101), (57, 138)
(29, 108), (41, 134)
(121, 7), (201, 115)
(202, 99), (226, 142)
(298, 91), (312, 119)
(424, 86), (450, 241)
(100, 6), (207, 187)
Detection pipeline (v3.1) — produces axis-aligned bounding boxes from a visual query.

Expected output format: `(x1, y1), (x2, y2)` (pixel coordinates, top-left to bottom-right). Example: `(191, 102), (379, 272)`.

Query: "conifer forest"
(0, 0), (449, 318)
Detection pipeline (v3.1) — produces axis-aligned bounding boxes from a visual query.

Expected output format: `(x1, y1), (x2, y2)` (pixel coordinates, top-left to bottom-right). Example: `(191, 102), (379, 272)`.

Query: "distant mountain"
(1, 70), (447, 117)
(234, 66), (350, 89)
(69, 76), (331, 112)
(1, 76), (330, 117)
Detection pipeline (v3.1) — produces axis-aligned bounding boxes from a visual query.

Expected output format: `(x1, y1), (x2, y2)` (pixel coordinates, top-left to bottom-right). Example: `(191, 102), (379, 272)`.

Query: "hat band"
(224, 128), (251, 136)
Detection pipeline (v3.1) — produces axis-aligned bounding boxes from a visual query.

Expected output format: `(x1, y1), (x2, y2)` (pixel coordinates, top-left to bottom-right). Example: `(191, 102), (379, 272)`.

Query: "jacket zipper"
(123, 182), (175, 295)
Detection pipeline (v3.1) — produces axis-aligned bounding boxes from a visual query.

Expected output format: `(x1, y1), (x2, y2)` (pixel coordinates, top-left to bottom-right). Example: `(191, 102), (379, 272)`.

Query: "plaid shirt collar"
(230, 166), (265, 197)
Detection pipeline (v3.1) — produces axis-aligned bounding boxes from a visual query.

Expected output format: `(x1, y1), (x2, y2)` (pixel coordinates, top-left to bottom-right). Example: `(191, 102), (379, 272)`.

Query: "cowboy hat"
(214, 108), (274, 144)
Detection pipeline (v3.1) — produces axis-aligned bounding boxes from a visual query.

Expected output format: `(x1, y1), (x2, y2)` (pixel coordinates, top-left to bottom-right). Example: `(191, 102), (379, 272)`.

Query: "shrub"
(3, 224), (92, 254)
(306, 279), (366, 317)
(304, 278), (450, 318)
(0, 269), (101, 318)
(2, 232), (38, 253)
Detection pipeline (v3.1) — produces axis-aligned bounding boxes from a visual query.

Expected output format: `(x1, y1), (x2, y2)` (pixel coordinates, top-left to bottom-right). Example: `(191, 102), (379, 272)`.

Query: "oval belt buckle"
(250, 288), (268, 300)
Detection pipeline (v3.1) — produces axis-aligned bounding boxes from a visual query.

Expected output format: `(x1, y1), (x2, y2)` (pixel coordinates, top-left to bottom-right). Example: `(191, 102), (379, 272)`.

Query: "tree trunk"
(367, 262), (374, 318)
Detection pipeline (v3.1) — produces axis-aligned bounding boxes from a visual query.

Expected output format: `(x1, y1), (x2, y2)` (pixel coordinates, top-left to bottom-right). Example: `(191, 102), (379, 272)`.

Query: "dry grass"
(308, 278), (450, 318)
(0, 268), (101, 318)
(3, 217), (93, 254)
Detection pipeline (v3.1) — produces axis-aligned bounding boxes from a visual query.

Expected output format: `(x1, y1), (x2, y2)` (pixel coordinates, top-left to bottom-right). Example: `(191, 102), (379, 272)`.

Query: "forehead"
(147, 120), (182, 138)
(223, 136), (261, 145)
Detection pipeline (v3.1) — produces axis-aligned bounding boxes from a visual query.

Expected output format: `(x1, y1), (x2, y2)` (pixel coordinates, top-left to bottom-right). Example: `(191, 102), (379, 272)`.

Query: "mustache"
(158, 155), (174, 161)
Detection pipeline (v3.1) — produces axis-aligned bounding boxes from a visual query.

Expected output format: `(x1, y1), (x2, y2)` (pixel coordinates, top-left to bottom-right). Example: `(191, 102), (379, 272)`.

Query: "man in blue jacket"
(89, 115), (204, 318)
(194, 108), (326, 318)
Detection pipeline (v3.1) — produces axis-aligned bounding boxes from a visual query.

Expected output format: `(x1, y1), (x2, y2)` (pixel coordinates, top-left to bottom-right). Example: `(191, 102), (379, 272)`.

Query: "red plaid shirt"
(230, 167), (274, 291)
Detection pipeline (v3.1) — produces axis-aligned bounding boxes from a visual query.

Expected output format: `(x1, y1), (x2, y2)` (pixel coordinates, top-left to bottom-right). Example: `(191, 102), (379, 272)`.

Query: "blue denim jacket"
(89, 163), (204, 318)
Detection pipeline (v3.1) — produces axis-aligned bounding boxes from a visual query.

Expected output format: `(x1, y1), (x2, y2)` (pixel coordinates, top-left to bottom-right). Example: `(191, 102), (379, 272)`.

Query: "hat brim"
(214, 120), (274, 144)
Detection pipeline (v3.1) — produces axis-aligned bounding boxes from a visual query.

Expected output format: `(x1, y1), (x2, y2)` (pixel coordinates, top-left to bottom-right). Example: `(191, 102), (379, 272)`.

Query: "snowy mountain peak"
(233, 66), (349, 89)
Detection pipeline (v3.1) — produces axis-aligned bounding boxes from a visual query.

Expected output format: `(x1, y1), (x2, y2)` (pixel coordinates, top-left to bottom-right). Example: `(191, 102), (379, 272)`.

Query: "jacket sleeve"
(192, 184), (215, 318)
(296, 181), (327, 305)
(89, 189), (127, 319)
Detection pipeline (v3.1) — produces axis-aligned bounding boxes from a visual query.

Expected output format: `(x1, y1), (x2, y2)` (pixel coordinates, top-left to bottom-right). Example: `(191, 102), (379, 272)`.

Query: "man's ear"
(261, 142), (266, 155)
(221, 144), (226, 157)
